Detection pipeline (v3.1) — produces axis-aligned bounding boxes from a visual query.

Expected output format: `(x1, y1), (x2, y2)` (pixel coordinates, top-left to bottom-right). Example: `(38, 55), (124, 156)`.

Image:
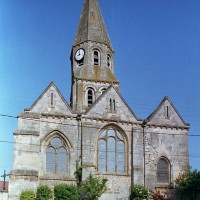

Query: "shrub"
(74, 165), (82, 187)
(175, 169), (200, 200)
(130, 185), (151, 200)
(36, 185), (52, 200)
(20, 190), (35, 200)
(54, 184), (79, 200)
(79, 173), (108, 200)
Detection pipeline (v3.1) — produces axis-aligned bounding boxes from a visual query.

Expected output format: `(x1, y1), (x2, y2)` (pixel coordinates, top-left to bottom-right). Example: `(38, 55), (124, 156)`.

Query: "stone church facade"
(9, 0), (189, 199)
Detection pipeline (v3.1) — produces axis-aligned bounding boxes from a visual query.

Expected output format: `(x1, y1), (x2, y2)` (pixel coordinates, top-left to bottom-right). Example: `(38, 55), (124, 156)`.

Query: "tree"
(20, 190), (35, 200)
(36, 185), (52, 200)
(54, 184), (79, 200)
(175, 169), (200, 200)
(130, 185), (151, 200)
(79, 173), (108, 200)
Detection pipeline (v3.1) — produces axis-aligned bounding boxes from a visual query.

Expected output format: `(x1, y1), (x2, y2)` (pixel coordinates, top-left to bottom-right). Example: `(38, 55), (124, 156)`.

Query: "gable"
(147, 97), (188, 127)
(30, 82), (73, 116)
(85, 86), (139, 122)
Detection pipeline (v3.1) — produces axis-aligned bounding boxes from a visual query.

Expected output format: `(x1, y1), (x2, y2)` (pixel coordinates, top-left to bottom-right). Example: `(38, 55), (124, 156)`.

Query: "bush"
(20, 190), (35, 200)
(36, 185), (52, 200)
(79, 173), (108, 200)
(54, 184), (79, 200)
(130, 185), (151, 200)
(175, 169), (200, 200)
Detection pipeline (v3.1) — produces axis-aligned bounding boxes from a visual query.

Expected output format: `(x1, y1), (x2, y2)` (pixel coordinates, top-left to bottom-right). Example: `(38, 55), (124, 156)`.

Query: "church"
(9, 0), (189, 199)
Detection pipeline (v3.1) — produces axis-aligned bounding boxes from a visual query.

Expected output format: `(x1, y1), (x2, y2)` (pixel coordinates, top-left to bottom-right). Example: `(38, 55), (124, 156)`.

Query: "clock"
(75, 48), (85, 61)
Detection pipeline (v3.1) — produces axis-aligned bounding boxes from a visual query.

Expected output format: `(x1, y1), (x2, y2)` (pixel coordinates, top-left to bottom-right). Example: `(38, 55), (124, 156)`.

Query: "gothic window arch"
(93, 49), (100, 65)
(86, 87), (95, 106)
(98, 127), (126, 173)
(46, 137), (68, 174)
(157, 157), (171, 184)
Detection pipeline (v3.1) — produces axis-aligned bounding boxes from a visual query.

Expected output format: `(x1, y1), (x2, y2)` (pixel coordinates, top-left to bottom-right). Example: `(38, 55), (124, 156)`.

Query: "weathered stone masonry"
(9, 0), (189, 200)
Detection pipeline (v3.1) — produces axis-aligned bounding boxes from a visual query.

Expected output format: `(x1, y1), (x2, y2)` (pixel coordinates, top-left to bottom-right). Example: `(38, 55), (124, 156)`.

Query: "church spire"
(73, 0), (113, 50)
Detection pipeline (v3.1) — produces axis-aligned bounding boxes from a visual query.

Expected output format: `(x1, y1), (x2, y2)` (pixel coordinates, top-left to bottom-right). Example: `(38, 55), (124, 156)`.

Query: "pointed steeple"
(73, 0), (113, 50)
(70, 0), (119, 112)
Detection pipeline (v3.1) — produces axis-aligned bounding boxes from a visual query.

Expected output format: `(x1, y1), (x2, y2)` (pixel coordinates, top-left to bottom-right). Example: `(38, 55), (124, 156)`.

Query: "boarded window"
(98, 128), (125, 173)
(157, 158), (170, 183)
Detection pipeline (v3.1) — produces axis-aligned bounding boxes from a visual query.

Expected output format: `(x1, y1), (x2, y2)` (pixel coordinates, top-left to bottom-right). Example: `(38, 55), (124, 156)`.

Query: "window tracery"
(98, 128), (125, 173)
(46, 137), (68, 174)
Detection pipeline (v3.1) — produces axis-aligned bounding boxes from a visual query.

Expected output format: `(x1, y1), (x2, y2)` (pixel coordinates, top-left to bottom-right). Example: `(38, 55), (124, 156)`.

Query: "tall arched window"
(94, 50), (100, 65)
(98, 128), (125, 173)
(87, 88), (95, 106)
(46, 137), (68, 174)
(157, 157), (170, 183)
(109, 99), (116, 112)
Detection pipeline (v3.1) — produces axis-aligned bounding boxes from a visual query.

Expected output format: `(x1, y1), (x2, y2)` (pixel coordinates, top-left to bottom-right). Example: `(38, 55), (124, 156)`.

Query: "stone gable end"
(85, 87), (137, 122)
(31, 84), (72, 116)
(148, 99), (185, 127)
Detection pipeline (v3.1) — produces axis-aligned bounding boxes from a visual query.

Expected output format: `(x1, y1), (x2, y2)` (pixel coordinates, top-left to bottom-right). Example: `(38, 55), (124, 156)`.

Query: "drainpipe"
(142, 120), (147, 187)
(76, 113), (82, 162)
(131, 127), (134, 187)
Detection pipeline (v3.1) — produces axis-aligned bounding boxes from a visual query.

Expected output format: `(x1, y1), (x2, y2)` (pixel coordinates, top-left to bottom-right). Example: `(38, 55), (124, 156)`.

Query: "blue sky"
(1, 0), (200, 179)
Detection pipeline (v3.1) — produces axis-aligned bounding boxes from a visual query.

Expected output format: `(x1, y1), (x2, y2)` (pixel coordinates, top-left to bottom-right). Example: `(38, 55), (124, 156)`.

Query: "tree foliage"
(20, 190), (35, 200)
(36, 185), (52, 200)
(175, 169), (200, 200)
(130, 184), (151, 200)
(74, 165), (82, 187)
(79, 173), (108, 200)
(54, 184), (79, 200)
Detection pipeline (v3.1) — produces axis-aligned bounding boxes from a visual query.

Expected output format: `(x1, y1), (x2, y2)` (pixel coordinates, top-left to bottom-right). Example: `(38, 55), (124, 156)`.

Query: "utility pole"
(1, 170), (9, 191)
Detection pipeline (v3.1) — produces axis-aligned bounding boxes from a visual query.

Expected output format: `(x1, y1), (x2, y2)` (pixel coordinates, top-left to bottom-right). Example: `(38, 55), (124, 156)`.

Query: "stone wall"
(0, 191), (8, 200)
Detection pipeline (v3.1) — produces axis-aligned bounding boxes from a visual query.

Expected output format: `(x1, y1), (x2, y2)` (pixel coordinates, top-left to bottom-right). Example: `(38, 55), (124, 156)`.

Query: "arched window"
(157, 157), (170, 183)
(87, 88), (95, 106)
(107, 55), (111, 69)
(109, 99), (112, 111)
(109, 99), (116, 112)
(46, 137), (68, 174)
(94, 50), (100, 65)
(98, 128), (125, 173)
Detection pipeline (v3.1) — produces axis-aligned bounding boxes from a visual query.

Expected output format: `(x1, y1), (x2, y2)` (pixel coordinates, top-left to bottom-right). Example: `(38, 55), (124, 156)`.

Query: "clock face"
(75, 48), (85, 61)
